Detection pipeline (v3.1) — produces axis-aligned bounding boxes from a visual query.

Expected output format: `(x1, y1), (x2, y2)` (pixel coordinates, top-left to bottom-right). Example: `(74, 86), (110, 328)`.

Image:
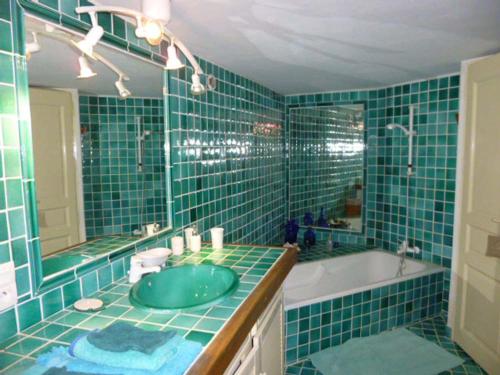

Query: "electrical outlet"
(0, 262), (17, 312)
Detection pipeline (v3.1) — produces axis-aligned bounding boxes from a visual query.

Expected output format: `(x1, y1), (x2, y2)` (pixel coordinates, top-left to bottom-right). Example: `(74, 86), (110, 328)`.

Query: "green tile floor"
(0, 244), (285, 373)
(285, 316), (486, 375)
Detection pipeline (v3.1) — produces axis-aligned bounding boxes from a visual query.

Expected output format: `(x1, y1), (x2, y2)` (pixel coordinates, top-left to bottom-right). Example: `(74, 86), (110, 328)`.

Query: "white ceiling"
(100, 0), (500, 94)
(31, 1), (500, 95)
(27, 19), (163, 98)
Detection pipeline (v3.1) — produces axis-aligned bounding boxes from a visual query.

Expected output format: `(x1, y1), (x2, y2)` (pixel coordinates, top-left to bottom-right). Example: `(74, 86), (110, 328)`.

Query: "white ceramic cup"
(210, 227), (224, 250)
(171, 236), (184, 256)
(184, 228), (194, 249)
(190, 234), (201, 253)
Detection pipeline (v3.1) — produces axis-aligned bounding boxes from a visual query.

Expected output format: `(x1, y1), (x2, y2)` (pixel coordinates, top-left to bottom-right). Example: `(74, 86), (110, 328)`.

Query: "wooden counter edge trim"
(186, 246), (298, 375)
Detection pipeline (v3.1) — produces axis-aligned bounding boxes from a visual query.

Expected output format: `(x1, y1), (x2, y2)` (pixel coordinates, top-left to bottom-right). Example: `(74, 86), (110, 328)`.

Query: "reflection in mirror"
(25, 18), (170, 280)
(288, 105), (365, 232)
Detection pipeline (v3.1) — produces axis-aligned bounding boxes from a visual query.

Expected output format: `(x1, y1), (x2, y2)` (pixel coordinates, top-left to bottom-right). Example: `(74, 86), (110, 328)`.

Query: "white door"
(452, 53), (500, 375)
(29, 88), (82, 256)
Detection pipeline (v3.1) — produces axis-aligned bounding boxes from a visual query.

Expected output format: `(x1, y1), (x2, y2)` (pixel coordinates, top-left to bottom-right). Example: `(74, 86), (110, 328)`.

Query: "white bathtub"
(284, 249), (444, 310)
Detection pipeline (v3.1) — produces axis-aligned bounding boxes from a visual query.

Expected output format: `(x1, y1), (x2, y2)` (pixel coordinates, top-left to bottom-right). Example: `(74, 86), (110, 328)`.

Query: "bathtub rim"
(284, 249), (446, 311)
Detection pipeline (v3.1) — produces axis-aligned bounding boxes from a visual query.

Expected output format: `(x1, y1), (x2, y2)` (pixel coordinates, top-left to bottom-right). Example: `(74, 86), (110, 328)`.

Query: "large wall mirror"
(288, 104), (365, 233)
(25, 17), (172, 281)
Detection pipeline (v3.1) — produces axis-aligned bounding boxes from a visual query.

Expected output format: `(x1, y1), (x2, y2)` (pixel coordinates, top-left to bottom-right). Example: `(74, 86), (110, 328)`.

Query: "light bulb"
(115, 79), (131, 98)
(190, 74), (205, 96)
(136, 18), (163, 46)
(165, 45), (185, 70)
(77, 56), (97, 79)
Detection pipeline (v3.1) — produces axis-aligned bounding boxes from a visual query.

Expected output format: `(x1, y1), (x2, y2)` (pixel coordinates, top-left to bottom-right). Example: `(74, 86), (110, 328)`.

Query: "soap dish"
(74, 298), (104, 312)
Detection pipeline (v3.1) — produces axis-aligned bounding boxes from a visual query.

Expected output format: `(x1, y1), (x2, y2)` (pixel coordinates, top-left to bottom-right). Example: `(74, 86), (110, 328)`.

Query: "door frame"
(448, 55), (488, 329)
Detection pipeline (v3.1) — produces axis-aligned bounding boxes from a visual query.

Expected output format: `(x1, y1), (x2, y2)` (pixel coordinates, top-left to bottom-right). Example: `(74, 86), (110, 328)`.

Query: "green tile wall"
(286, 74), (460, 315)
(289, 106), (364, 223)
(80, 95), (168, 237)
(167, 65), (286, 245)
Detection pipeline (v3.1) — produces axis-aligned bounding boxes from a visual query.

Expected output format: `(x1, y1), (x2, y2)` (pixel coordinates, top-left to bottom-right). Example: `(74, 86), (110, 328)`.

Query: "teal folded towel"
(87, 322), (175, 354)
(70, 334), (182, 371)
(35, 339), (202, 375)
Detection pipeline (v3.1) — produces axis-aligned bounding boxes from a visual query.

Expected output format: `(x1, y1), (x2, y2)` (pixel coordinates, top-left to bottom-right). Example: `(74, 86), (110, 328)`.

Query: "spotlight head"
(190, 74), (205, 96)
(77, 56), (97, 79)
(165, 44), (185, 70)
(136, 18), (163, 46)
(115, 78), (131, 99)
(26, 32), (41, 61)
(73, 13), (104, 58)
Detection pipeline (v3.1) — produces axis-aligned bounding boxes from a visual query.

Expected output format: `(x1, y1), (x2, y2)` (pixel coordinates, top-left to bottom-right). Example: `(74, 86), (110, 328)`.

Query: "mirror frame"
(18, 9), (174, 294)
(286, 101), (368, 236)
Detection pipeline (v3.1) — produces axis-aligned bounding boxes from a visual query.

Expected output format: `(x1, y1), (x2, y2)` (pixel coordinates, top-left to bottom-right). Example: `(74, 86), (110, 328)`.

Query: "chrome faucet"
(128, 255), (161, 283)
(396, 240), (421, 256)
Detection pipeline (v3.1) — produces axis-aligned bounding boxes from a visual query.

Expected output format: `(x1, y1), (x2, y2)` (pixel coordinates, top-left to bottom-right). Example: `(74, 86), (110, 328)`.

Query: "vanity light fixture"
(72, 12), (103, 58)
(165, 40), (185, 70)
(77, 55), (97, 79)
(26, 32), (41, 60)
(74, 2), (215, 95)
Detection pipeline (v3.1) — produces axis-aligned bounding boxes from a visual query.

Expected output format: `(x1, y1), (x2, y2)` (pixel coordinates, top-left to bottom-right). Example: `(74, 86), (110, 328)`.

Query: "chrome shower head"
(386, 123), (413, 136)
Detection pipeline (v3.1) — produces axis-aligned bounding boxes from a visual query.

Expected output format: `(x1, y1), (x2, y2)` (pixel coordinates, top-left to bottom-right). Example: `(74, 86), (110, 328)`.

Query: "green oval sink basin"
(129, 264), (239, 313)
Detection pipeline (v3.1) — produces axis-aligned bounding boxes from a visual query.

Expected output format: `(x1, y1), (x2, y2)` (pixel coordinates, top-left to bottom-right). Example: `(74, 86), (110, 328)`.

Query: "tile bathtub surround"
(285, 316), (486, 375)
(289, 107), (364, 223)
(0, 244), (286, 373)
(284, 271), (445, 365)
(80, 95), (168, 238)
(167, 65), (286, 245)
(286, 74), (460, 315)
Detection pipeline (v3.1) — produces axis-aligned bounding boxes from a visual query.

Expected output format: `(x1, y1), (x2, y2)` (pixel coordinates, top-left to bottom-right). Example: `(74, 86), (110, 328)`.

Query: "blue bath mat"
(309, 328), (464, 375)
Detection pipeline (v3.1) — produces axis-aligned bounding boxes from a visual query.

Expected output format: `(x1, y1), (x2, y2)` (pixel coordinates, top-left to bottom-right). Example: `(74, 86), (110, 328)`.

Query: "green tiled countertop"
(0, 244), (286, 374)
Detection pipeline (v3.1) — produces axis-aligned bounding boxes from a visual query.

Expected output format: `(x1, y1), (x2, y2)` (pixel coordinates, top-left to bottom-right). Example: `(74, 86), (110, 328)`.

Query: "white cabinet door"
(235, 337), (259, 375)
(258, 292), (284, 375)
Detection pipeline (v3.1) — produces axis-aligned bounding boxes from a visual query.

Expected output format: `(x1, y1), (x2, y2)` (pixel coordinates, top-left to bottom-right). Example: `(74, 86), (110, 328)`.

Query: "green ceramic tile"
(17, 299), (42, 331)
(62, 280), (82, 307)
(0, 53), (13, 84)
(0, 0), (10, 21)
(58, 328), (90, 344)
(7, 337), (47, 355)
(3, 149), (21, 177)
(8, 208), (25, 237)
(0, 352), (21, 369)
(42, 288), (63, 318)
(79, 315), (113, 329)
(39, 0), (59, 10)
(195, 318), (225, 332)
(1, 118), (19, 147)
(55, 311), (90, 326)
(0, 212), (9, 241)
(31, 323), (67, 340)
(0, 84), (15, 114)
(169, 314), (200, 329)
(0, 308), (17, 344)
(6, 179), (23, 207)
(185, 330), (214, 346)
(0, 181), (5, 210)
(15, 266), (30, 295)
(0, 20), (12, 52)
